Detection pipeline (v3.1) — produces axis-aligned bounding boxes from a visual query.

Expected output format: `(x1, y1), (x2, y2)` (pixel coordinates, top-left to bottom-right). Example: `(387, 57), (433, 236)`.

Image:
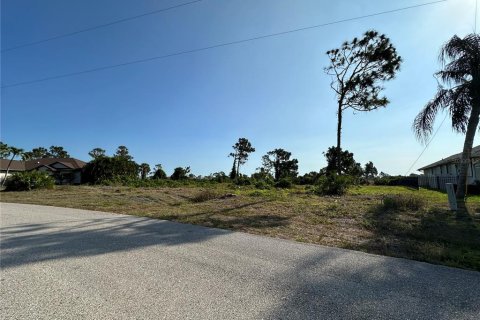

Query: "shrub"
(314, 174), (354, 196)
(382, 194), (425, 211)
(234, 175), (252, 186)
(275, 178), (292, 189)
(5, 171), (55, 191)
(255, 180), (271, 190)
(191, 190), (219, 203)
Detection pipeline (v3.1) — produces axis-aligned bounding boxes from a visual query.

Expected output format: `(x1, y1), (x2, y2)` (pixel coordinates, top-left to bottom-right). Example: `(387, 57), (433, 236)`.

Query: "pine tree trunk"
(456, 98), (480, 212)
(336, 102), (343, 175)
(236, 156), (241, 177)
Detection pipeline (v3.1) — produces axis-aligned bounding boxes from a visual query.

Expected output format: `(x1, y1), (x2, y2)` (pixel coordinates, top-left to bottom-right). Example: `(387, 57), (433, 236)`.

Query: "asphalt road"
(1, 202), (479, 319)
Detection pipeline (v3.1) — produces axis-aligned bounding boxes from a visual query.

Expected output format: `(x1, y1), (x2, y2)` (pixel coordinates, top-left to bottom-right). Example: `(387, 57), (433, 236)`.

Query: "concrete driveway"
(1, 202), (479, 319)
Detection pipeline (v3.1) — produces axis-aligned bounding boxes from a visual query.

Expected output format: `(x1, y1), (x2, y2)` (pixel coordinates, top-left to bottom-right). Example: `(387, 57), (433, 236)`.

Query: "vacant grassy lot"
(1, 184), (479, 271)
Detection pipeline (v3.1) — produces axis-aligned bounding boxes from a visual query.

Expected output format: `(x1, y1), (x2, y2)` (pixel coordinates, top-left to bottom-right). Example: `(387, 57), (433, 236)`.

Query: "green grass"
(1, 184), (479, 271)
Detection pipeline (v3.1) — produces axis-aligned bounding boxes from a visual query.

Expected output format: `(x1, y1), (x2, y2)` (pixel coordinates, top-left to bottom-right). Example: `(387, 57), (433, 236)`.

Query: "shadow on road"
(1, 215), (230, 269)
(264, 249), (480, 319)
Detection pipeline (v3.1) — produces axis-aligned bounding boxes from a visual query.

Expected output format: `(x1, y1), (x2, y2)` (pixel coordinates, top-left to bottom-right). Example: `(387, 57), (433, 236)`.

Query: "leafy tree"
(323, 146), (362, 177)
(82, 156), (139, 184)
(413, 34), (480, 210)
(152, 164), (167, 179)
(0, 142), (10, 159)
(139, 163), (151, 180)
(229, 138), (255, 178)
(21, 152), (33, 161)
(170, 167), (190, 180)
(30, 147), (50, 159)
(49, 146), (70, 158)
(364, 161), (378, 179)
(261, 148), (299, 181)
(1, 146), (24, 187)
(210, 171), (228, 183)
(298, 171), (321, 185)
(115, 146), (133, 160)
(325, 30), (402, 174)
(88, 148), (106, 159)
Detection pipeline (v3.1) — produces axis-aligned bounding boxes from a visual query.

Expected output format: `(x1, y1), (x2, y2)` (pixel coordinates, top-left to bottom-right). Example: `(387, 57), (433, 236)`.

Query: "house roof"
(0, 159), (25, 171)
(418, 145), (480, 171)
(0, 158), (87, 171)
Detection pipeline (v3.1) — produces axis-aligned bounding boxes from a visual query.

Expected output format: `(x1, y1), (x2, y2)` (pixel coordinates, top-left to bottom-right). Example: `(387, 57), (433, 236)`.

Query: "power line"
(1, 0), (203, 53)
(405, 113), (448, 175)
(1, 0), (448, 89)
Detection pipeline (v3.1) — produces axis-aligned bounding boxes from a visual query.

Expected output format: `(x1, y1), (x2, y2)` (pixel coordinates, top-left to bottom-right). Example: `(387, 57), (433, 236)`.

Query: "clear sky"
(1, 0), (478, 177)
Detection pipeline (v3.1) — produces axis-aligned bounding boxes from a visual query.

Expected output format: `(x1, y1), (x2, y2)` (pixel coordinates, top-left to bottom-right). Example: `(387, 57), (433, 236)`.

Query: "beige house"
(0, 158), (87, 185)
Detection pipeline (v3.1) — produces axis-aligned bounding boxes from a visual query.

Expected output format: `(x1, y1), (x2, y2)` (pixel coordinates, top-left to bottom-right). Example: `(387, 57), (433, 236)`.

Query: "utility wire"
(405, 113), (448, 175)
(1, 0), (447, 89)
(1, 0), (203, 53)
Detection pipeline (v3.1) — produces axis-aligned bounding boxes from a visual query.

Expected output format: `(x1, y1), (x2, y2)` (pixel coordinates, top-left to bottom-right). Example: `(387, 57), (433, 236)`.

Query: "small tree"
(139, 163), (151, 180)
(152, 164), (167, 179)
(88, 148), (106, 159)
(323, 146), (362, 177)
(325, 30), (402, 174)
(170, 167), (190, 180)
(364, 161), (378, 179)
(229, 138), (255, 178)
(261, 148), (299, 181)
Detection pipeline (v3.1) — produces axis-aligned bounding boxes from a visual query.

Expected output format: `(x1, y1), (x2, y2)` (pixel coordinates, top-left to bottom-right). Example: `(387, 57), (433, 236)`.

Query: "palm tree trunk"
(336, 102), (343, 175)
(456, 101), (480, 212)
(1, 154), (16, 187)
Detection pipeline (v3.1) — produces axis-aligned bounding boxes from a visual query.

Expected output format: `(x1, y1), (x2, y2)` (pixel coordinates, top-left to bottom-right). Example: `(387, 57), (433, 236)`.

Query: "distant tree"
(21, 152), (33, 161)
(170, 167), (190, 180)
(115, 146), (133, 160)
(297, 171), (321, 185)
(210, 171), (228, 183)
(229, 160), (237, 180)
(323, 146), (362, 177)
(261, 148), (299, 181)
(152, 164), (167, 179)
(1, 146), (24, 186)
(364, 161), (378, 179)
(31, 147), (50, 159)
(229, 138), (255, 178)
(379, 171), (390, 178)
(82, 156), (138, 184)
(325, 30), (402, 174)
(139, 163), (151, 180)
(413, 34), (480, 210)
(88, 148), (106, 159)
(0, 142), (10, 159)
(49, 146), (70, 158)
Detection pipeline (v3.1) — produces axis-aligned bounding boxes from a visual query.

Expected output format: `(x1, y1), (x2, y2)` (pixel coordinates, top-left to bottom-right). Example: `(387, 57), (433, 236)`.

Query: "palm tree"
(1, 146), (24, 186)
(413, 33), (480, 210)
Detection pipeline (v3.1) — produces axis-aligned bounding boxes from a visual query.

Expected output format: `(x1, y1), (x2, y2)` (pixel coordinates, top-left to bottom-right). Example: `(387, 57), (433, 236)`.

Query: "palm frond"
(413, 89), (450, 142)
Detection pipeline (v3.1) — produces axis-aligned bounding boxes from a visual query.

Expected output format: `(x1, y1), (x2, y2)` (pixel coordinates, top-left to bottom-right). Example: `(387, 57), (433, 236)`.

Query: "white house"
(418, 145), (480, 190)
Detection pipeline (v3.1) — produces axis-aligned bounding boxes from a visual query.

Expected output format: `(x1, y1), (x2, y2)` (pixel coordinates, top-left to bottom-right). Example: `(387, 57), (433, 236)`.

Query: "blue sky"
(1, 0), (477, 176)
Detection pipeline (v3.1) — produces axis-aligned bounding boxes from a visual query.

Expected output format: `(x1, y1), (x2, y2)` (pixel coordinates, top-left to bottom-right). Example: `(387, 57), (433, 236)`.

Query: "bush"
(234, 175), (252, 186)
(5, 171), (55, 191)
(255, 180), (272, 190)
(314, 174), (354, 196)
(382, 194), (425, 211)
(275, 178), (292, 189)
(191, 190), (219, 203)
